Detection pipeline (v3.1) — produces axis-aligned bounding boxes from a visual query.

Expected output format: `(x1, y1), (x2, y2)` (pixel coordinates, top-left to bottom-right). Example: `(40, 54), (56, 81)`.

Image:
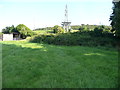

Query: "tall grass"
(1, 41), (118, 88)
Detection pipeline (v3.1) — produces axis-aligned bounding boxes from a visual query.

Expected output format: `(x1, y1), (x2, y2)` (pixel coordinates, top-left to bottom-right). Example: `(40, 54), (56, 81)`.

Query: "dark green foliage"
(2, 25), (16, 34)
(29, 31), (117, 47)
(93, 27), (103, 36)
(30, 34), (55, 44)
(10, 25), (19, 33)
(110, 1), (120, 37)
(29, 25), (115, 47)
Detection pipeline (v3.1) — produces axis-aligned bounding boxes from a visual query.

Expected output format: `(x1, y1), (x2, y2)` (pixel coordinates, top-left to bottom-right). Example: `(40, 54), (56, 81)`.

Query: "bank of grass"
(1, 40), (118, 88)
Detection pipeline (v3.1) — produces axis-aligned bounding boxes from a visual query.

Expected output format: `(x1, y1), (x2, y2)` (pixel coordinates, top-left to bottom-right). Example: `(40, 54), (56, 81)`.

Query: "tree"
(57, 27), (64, 33)
(53, 25), (64, 33)
(2, 25), (16, 34)
(2, 27), (10, 34)
(53, 25), (59, 33)
(110, 1), (120, 37)
(10, 25), (19, 33)
(16, 24), (34, 38)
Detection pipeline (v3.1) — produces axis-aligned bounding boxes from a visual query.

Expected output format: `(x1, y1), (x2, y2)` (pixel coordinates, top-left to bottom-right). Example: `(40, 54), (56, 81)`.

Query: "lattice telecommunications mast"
(61, 4), (71, 32)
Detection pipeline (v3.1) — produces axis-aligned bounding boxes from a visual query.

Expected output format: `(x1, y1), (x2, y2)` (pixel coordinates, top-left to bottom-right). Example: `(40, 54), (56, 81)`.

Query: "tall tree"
(16, 24), (34, 38)
(110, 1), (120, 37)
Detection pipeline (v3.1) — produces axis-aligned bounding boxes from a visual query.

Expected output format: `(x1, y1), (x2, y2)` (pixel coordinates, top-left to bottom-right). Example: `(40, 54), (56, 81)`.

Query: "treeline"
(34, 25), (112, 31)
(34, 25), (113, 34)
(71, 24), (112, 32)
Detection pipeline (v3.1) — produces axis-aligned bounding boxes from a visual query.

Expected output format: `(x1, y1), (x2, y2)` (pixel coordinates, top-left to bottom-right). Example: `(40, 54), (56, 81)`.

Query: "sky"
(0, 0), (113, 31)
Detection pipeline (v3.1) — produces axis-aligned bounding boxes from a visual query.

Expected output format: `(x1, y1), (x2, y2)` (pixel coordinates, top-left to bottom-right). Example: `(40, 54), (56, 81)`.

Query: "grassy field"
(33, 30), (53, 34)
(33, 29), (79, 35)
(1, 40), (118, 88)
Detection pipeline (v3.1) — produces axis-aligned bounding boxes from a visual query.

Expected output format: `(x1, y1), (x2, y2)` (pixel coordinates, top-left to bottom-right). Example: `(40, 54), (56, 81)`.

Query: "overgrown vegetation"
(29, 26), (118, 47)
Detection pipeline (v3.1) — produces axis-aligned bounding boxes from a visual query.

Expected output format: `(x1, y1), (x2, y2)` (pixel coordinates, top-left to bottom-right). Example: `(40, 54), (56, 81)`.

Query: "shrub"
(53, 25), (64, 33)
(57, 27), (64, 33)
(29, 31), (118, 47)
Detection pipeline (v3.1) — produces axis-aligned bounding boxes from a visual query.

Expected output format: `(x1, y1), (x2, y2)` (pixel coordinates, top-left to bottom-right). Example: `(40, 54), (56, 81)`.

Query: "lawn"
(1, 40), (118, 88)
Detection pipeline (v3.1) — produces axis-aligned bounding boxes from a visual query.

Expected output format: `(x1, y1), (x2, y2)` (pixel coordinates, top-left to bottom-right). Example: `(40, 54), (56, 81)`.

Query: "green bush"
(53, 25), (64, 33)
(29, 31), (118, 47)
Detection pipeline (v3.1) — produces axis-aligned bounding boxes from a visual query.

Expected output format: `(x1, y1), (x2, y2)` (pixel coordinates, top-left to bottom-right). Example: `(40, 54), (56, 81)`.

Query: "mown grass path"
(1, 41), (118, 88)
